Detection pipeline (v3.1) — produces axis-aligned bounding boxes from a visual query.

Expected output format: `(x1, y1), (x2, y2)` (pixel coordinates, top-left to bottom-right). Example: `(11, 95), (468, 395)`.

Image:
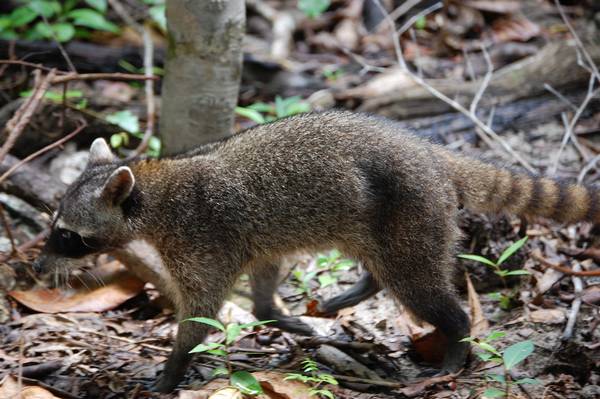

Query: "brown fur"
(33, 111), (599, 392)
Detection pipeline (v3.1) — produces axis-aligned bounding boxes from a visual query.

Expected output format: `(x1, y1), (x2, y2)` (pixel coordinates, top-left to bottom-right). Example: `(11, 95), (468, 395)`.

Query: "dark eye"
(49, 228), (99, 258)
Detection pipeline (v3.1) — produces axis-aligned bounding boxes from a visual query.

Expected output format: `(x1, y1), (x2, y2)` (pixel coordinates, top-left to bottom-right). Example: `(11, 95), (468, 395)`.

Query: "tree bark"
(159, 0), (245, 155)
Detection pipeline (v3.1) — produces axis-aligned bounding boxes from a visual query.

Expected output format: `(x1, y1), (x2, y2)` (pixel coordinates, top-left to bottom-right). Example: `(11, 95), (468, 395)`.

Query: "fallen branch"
(533, 253), (600, 277)
(0, 69), (56, 164)
(371, 0), (534, 172)
(51, 72), (158, 84)
(0, 122), (87, 186)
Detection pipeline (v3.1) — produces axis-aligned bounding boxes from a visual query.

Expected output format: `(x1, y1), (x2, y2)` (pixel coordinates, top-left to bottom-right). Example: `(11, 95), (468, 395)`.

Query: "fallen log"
(357, 40), (600, 119)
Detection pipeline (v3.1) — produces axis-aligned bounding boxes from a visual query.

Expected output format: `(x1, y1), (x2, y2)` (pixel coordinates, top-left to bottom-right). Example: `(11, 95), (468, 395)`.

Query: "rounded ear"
(89, 138), (114, 164)
(102, 166), (135, 206)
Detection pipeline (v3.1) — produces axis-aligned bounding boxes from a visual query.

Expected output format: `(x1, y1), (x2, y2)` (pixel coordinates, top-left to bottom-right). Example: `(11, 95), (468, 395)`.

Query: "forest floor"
(0, 0), (599, 398)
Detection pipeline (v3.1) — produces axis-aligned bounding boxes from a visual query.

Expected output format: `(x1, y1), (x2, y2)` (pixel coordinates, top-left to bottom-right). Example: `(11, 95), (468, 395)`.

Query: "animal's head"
(33, 138), (136, 276)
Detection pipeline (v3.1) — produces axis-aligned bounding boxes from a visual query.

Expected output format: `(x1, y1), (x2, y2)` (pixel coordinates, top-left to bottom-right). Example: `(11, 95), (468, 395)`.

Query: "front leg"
(155, 257), (238, 393)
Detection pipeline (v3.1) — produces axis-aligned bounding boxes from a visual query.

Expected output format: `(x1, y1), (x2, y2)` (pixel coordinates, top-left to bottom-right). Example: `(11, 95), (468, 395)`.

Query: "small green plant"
(298, 0), (330, 19)
(186, 317), (275, 396)
(142, 0), (165, 31)
(236, 95), (311, 125)
(285, 358), (338, 399)
(292, 250), (356, 296)
(322, 66), (344, 82)
(458, 236), (529, 309)
(0, 0), (119, 42)
(462, 332), (538, 398)
(106, 110), (161, 158)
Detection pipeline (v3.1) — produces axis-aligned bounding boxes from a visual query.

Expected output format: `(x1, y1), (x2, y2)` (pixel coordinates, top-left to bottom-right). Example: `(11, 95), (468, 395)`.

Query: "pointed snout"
(32, 254), (48, 274)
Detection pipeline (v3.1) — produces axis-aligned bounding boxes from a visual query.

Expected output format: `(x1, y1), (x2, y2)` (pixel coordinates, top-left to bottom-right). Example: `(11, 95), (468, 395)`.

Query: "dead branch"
(0, 69), (56, 164)
(0, 122), (87, 186)
(562, 262), (583, 340)
(0, 203), (16, 254)
(51, 72), (158, 84)
(371, 0), (534, 172)
(533, 253), (600, 277)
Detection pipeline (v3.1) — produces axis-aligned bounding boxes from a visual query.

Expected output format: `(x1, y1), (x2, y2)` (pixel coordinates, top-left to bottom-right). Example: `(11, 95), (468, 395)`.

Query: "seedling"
(458, 236), (529, 309)
(186, 317), (275, 396)
(285, 358), (338, 399)
(462, 331), (538, 398)
(292, 249), (356, 296)
(236, 96), (311, 125)
(106, 110), (161, 158)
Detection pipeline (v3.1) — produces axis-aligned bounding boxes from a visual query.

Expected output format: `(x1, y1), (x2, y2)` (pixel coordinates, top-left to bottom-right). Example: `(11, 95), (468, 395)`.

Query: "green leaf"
(0, 30), (18, 40)
(230, 371), (263, 396)
(487, 373), (505, 383)
(485, 331), (506, 342)
(298, 0), (330, 18)
(184, 317), (225, 331)
(110, 133), (124, 148)
(11, 7), (38, 27)
(318, 273), (337, 288)
(0, 16), (13, 31)
(212, 367), (229, 377)
(317, 373), (338, 385)
(503, 340), (534, 370)
(189, 342), (225, 354)
(85, 0), (107, 13)
(207, 349), (228, 356)
(106, 110), (140, 133)
(67, 9), (119, 32)
(30, 0), (61, 17)
(458, 254), (496, 267)
(311, 389), (335, 399)
(516, 378), (540, 385)
(476, 342), (501, 356)
(503, 270), (531, 276)
(498, 236), (528, 265)
(226, 323), (242, 345)
(476, 352), (494, 362)
(149, 4), (166, 31)
(235, 106), (266, 124)
(415, 15), (426, 30)
(239, 320), (276, 329)
(51, 23), (75, 42)
(482, 387), (505, 398)
(247, 102), (273, 113)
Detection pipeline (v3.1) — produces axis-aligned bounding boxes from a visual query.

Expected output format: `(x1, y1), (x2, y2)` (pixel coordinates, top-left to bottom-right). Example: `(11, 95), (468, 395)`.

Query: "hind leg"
(318, 271), (381, 315)
(250, 261), (314, 335)
(371, 252), (470, 373)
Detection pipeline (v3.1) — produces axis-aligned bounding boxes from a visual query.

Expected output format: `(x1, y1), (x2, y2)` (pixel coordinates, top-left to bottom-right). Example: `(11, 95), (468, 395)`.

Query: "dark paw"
(274, 316), (315, 336)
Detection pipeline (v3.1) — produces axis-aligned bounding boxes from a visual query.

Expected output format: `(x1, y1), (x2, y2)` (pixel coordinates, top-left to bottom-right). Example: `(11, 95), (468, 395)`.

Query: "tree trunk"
(159, 0), (245, 155)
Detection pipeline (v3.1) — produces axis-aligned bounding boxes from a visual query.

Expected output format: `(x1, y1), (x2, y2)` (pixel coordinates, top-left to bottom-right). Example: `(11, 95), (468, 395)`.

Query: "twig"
(51, 72), (158, 84)
(0, 60), (63, 74)
(555, 0), (600, 83)
(544, 83), (578, 112)
(40, 13), (76, 73)
(127, 26), (155, 159)
(0, 69), (56, 165)
(373, 0), (406, 69)
(373, 0), (535, 172)
(386, 0), (423, 26)
(562, 262), (583, 340)
(578, 152), (600, 184)
(470, 45), (493, 116)
(396, 2), (442, 37)
(0, 229), (47, 263)
(295, 336), (378, 351)
(533, 253), (600, 277)
(0, 122), (87, 186)
(0, 204), (16, 254)
(18, 376), (81, 399)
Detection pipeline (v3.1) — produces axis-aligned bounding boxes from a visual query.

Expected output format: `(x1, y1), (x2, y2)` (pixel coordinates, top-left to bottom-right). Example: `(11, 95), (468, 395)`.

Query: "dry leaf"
(9, 261), (144, 313)
(492, 16), (541, 43)
(530, 309), (566, 324)
(466, 272), (489, 336)
(0, 375), (61, 399)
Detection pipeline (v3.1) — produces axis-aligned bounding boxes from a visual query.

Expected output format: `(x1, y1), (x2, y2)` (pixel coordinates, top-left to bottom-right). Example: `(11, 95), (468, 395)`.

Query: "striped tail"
(436, 149), (599, 224)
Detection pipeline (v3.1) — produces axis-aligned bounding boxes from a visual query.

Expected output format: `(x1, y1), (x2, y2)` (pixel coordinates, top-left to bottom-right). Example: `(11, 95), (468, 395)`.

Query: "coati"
(33, 111), (597, 392)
